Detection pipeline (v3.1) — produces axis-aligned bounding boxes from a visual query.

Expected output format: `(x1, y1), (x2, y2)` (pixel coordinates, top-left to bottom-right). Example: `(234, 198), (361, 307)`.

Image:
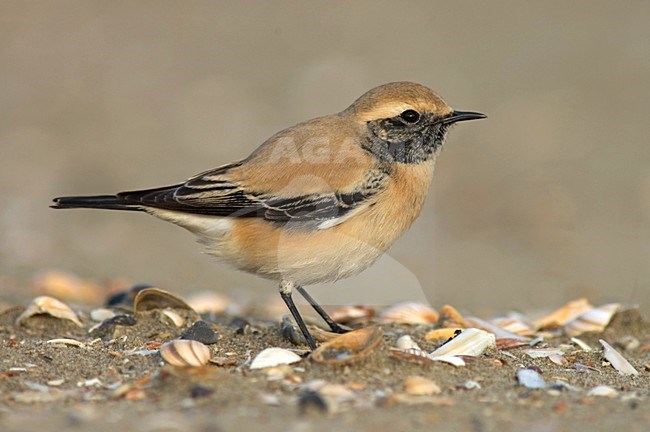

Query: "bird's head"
(345, 82), (486, 164)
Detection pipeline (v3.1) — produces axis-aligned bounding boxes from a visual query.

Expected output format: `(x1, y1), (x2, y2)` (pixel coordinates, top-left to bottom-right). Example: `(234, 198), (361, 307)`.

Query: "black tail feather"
(51, 195), (143, 211)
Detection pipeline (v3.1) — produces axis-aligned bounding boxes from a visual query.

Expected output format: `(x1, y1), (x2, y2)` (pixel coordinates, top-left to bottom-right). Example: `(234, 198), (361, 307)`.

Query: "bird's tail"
(51, 195), (143, 212)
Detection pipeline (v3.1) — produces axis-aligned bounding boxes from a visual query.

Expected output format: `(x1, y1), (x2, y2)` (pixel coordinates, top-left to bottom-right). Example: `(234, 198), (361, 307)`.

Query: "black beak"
(440, 110), (487, 125)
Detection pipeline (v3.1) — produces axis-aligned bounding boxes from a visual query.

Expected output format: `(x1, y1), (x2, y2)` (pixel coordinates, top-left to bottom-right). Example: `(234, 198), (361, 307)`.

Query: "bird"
(52, 81), (486, 350)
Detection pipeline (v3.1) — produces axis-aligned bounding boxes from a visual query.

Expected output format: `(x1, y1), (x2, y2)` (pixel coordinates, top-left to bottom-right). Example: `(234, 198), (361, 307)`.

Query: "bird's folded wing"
(117, 162), (387, 228)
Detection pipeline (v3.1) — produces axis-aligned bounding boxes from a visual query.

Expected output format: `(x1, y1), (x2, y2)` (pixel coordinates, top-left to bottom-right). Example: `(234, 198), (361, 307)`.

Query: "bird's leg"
(295, 285), (349, 334)
(279, 281), (317, 350)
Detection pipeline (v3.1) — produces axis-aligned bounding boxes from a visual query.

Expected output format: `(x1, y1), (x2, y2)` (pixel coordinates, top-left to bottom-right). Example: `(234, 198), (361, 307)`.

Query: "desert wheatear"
(53, 82), (486, 349)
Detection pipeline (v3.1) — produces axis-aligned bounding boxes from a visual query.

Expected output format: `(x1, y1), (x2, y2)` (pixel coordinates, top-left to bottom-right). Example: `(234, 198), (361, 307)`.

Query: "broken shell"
(570, 337), (593, 351)
(89, 308), (116, 322)
(490, 313), (536, 336)
(533, 298), (593, 329)
(16, 296), (83, 327)
(159, 339), (210, 367)
(46, 338), (85, 347)
(430, 328), (496, 358)
(161, 309), (185, 327)
(330, 305), (376, 324)
(523, 348), (565, 359)
(424, 328), (462, 341)
(404, 376), (441, 396)
(436, 305), (468, 328)
(250, 347), (302, 369)
(564, 303), (620, 337)
(517, 368), (546, 389)
(466, 316), (530, 341)
(600, 339), (639, 376)
(396, 335), (422, 351)
(379, 302), (438, 325)
(548, 354), (569, 366)
(588, 385), (618, 398)
(311, 326), (383, 365)
(133, 288), (194, 312)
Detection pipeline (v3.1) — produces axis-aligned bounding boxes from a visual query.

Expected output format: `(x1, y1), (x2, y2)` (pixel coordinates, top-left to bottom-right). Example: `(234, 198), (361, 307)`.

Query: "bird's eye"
(400, 109), (420, 124)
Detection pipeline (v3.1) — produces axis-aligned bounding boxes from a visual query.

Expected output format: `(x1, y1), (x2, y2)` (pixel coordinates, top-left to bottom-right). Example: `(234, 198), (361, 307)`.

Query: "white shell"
(600, 339), (639, 376)
(564, 303), (620, 336)
(46, 338), (85, 347)
(16, 296), (83, 327)
(396, 335), (422, 351)
(570, 337), (593, 351)
(250, 348), (302, 370)
(89, 308), (116, 322)
(161, 309), (185, 327)
(159, 340), (210, 367)
(379, 302), (438, 325)
(588, 385), (619, 398)
(430, 328), (496, 358)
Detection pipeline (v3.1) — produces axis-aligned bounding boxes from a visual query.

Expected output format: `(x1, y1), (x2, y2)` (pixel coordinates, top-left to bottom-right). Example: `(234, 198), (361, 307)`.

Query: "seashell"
(186, 292), (232, 314)
(516, 368), (546, 389)
(396, 335), (422, 351)
(496, 338), (529, 350)
(600, 339), (639, 376)
(330, 305), (376, 324)
(466, 316), (530, 341)
(159, 339), (210, 367)
(89, 308), (116, 322)
(379, 302), (438, 325)
(548, 354), (569, 366)
(105, 284), (152, 309)
(523, 348), (565, 359)
(33, 270), (103, 304)
(250, 347), (302, 369)
(436, 305), (468, 328)
(570, 337), (593, 351)
(533, 298), (593, 329)
(308, 325), (342, 343)
(16, 296), (83, 327)
(404, 376), (441, 396)
(311, 326), (383, 365)
(133, 287), (194, 312)
(564, 303), (620, 337)
(430, 328), (496, 358)
(161, 309), (185, 327)
(588, 385), (618, 398)
(490, 313), (536, 336)
(46, 338), (85, 347)
(424, 328), (462, 341)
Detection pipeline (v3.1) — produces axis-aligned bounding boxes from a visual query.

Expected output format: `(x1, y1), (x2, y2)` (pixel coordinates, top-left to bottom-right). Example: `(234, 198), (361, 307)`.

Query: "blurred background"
(1, 1), (649, 316)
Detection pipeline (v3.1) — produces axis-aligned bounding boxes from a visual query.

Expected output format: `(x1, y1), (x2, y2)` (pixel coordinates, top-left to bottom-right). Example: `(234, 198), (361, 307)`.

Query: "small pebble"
(181, 321), (218, 344)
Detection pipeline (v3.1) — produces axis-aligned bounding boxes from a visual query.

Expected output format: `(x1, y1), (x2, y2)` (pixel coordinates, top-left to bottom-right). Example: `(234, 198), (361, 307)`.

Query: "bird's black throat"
(363, 115), (449, 164)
